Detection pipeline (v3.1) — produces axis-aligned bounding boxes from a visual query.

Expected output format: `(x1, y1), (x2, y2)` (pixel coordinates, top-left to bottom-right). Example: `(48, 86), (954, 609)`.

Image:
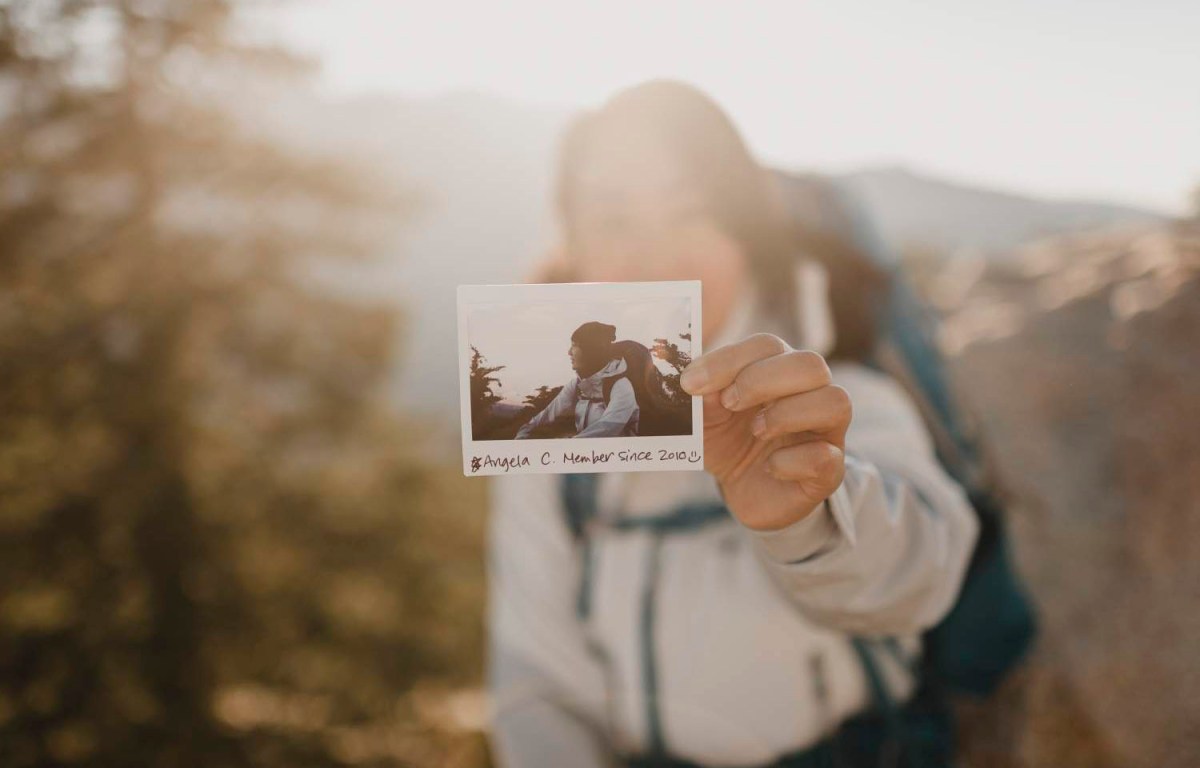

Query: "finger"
(719, 349), (832, 412)
(701, 391), (735, 428)
(680, 333), (790, 396)
(751, 385), (851, 446)
(766, 440), (846, 491)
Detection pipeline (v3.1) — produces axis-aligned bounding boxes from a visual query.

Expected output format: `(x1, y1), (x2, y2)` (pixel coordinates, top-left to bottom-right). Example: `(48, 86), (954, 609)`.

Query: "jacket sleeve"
(516, 380), (578, 439)
(573, 377), (638, 439)
(743, 362), (980, 636)
(487, 473), (616, 768)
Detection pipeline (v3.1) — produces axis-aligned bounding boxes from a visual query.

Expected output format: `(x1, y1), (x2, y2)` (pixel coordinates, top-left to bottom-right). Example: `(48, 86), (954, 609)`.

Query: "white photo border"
(457, 280), (704, 477)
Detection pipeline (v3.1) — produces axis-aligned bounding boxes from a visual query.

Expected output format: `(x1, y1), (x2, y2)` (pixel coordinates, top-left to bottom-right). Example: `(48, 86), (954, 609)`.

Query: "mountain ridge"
(228, 88), (1169, 419)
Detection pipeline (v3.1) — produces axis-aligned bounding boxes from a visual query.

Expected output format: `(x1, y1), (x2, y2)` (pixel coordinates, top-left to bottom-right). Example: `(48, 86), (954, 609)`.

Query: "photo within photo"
(458, 281), (703, 476)
(468, 299), (693, 441)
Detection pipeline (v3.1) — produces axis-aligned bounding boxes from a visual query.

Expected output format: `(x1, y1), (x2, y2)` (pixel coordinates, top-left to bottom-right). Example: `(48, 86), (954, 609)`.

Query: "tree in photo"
(515, 384), (573, 439)
(523, 384), (564, 412)
(469, 345), (507, 439)
(654, 325), (694, 409)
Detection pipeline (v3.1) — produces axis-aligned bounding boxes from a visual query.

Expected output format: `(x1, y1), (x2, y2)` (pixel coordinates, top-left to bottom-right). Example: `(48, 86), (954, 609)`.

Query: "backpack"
(776, 171), (1038, 699)
(600, 339), (693, 437)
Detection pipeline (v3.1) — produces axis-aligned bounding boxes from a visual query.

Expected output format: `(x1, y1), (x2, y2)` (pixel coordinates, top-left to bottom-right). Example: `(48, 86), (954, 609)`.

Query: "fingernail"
(680, 364), (708, 393)
(751, 411), (766, 437)
(720, 383), (739, 410)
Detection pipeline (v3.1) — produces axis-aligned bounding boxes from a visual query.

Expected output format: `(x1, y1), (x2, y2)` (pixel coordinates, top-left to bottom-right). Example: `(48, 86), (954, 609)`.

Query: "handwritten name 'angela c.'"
(472, 448), (701, 473)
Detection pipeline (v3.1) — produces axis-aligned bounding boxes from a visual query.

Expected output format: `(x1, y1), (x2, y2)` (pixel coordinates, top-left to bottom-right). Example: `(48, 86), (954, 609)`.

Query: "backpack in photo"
(603, 339), (693, 437)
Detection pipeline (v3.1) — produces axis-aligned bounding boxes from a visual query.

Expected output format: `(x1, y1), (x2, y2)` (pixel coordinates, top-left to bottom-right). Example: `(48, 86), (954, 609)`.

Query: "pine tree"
(523, 383), (563, 413)
(468, 345), (506, 439)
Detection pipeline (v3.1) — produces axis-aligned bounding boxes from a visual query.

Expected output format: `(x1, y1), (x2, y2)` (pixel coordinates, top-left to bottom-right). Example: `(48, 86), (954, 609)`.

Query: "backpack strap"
(561, 473), (599, 620)
(608, 501), (729, 533)
(823, 178), (1037, 698)
(561, 472), (598, 541)
(871, 290), (985, 492)
(849, 637), (903, 768)
(560, 474), (731, 538)
(560, 474), (730, 759)
(560, 473), (730, 620)
(600, 371), (625, 407)
(823, 176), (990, 496)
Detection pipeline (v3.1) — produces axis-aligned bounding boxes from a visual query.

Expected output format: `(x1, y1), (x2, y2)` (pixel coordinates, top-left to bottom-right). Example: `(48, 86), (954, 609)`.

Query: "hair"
(570, 321), (617, 376)
(552, 79), (890, 362)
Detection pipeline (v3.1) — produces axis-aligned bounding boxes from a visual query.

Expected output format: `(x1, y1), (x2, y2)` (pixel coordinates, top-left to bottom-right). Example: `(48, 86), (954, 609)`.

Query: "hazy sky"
(468, 298), (692, 403)
(269, 0), (1199, 214)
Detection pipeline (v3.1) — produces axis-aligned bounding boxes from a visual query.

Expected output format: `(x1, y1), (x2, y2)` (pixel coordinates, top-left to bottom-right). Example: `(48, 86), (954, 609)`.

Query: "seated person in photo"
(515, 321), (640, 439)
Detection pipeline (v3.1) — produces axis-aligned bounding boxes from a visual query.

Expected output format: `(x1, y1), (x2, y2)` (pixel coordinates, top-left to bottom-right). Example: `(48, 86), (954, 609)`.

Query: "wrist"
(716, 480), (823, 532)
(746, 498), (840, 564)
(737, 500), (823, 533)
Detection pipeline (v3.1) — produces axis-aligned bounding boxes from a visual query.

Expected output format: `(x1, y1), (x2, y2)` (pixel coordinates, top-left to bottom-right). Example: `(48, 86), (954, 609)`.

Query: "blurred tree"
(0, 2), (485, 767)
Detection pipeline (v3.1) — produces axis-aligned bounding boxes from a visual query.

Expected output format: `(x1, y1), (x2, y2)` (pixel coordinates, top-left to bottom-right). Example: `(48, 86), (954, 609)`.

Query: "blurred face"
(565, 123), (750, 341)
(568, 342), (584, 373)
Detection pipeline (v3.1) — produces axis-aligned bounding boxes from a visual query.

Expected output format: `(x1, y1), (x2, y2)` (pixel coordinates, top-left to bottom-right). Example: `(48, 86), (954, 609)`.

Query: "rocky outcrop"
(937, 221), (1200, 767)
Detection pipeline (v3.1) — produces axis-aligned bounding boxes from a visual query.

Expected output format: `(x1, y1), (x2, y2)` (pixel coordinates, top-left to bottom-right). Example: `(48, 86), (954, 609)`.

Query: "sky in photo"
(468, 297), (692, 403)
(268, 0), (1200, 214)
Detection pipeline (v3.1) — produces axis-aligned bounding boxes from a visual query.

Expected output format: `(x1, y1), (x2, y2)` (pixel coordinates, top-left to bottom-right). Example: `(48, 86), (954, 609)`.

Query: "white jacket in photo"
(516, 357), (640, 439)
(486, 259), (980, 767)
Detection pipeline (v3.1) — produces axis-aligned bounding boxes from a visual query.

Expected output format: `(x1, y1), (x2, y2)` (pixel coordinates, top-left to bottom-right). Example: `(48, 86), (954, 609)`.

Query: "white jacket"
(516, 357), (640, 439)
(487, 260), (979, 767)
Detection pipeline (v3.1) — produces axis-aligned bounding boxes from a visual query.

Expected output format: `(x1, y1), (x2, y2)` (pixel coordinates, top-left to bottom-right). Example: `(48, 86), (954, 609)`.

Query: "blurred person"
(487, 80), (981, 768)
(515, 321), (641, 439)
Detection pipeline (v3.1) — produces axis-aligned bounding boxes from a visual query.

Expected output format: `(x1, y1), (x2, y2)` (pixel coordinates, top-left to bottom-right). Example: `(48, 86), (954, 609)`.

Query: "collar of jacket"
(577, 356), (628, 401)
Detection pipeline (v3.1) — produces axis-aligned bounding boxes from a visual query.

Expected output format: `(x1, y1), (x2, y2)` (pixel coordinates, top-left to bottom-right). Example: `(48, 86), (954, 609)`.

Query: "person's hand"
(680, 334), (851, 531)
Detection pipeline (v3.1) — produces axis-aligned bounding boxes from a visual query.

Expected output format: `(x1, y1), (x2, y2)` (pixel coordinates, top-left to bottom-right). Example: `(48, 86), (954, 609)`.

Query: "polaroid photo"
(457, 280), (704, 476)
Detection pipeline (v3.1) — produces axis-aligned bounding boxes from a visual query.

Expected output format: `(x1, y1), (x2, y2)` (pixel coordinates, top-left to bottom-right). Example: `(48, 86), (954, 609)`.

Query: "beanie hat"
(571, 321), (617, 353)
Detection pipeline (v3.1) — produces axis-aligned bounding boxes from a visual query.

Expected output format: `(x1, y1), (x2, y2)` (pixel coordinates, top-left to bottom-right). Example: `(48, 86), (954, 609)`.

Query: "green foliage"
(0, 3), (487, 767)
